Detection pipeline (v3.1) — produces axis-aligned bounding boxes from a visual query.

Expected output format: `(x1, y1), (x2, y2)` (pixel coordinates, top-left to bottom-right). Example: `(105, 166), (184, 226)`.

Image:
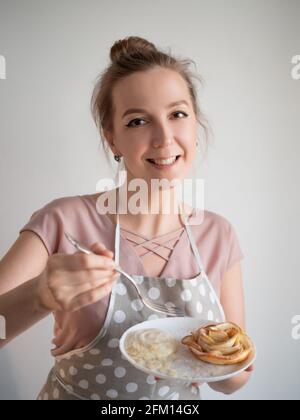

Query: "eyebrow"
(121, 100), (190, 119)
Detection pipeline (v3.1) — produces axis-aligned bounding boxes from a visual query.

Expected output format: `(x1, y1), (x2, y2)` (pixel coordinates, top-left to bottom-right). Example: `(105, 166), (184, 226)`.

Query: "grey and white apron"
(37, 201), (225, 400)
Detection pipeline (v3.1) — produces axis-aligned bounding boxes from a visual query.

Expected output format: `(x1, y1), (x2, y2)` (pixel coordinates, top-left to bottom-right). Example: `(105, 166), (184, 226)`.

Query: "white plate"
(120, 317), (257, 383)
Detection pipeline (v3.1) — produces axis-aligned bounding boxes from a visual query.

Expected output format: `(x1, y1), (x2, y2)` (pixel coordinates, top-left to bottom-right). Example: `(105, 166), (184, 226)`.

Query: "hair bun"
(110, 36), (157, 62)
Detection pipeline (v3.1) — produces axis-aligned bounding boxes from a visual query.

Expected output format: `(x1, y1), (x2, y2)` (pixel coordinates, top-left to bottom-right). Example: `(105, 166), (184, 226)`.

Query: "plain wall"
(0, 0), (300, 400)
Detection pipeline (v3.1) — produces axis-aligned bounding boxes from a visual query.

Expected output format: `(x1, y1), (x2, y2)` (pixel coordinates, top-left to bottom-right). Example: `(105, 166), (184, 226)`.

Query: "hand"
(208, 364), (255, 394)
(155, 365), (254, 394)
(154, 376), (204, 392)
(245, 364), (254, 373)
(37, 242), (120, 312)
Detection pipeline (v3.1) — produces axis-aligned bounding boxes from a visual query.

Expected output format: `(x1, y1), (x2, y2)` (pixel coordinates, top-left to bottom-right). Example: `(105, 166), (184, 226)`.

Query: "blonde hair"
(91, 36), (210, 166)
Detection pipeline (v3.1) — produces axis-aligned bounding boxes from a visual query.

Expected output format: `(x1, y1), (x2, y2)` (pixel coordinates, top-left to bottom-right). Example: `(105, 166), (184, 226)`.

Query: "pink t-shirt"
(19, 194), (244, 356)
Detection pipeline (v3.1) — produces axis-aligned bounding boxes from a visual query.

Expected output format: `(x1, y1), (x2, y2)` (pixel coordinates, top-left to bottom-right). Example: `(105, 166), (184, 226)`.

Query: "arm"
(0, 231), (51, 349)
(0, 231), (118, 350)
(208, 261), (254, 395)
(0, 277), (51, 348)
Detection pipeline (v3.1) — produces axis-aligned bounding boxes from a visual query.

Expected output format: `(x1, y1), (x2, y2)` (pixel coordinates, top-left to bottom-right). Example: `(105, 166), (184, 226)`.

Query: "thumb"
(245, 364), (254, 373)
(90, 242), (114, 258)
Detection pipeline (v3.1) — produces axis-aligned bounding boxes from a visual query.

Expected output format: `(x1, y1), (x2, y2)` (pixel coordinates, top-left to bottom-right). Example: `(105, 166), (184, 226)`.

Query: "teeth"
(151, 156), (177, 165)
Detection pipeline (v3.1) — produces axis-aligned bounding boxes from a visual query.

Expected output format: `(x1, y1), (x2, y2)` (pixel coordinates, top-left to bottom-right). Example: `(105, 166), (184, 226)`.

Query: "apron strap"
(115, 189), (120, 265)
(179, 202), (205, 274)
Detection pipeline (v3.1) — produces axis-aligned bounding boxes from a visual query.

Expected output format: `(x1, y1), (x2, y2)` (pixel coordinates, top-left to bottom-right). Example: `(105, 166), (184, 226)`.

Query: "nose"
(151, 119), (174, 149)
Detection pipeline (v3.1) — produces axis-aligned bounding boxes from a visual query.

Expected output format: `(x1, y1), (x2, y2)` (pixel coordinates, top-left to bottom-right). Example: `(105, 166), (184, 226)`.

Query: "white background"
(0, 0), (300, 400)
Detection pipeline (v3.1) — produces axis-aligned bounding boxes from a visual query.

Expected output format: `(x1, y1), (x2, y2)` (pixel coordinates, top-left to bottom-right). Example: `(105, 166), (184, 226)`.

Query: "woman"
(0, 36), (253, 400)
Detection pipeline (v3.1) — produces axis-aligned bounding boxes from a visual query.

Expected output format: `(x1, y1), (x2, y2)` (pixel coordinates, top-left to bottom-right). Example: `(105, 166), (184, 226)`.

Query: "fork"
(64, 231), (185, 317)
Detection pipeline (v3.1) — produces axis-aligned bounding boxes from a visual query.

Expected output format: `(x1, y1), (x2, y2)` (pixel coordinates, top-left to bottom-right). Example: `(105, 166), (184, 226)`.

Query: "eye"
(125, 111), (188, 128)
(172, 111), (188, 119)
(126, 118), (147, 128)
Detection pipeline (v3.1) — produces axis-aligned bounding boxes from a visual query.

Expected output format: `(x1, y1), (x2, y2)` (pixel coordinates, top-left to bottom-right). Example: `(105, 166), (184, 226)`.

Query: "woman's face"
(105, 66), (198, 187)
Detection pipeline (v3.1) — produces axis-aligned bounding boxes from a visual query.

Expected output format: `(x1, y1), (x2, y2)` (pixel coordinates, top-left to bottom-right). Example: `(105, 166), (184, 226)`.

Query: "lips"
(146, 155), (181, 165)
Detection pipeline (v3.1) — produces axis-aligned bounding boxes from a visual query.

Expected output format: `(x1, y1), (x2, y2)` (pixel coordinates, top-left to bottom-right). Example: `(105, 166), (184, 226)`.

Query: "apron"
(37, 198), (225, 400)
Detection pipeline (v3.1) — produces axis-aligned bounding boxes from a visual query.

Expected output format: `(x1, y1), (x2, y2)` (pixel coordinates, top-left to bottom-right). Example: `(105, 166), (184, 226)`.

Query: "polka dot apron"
(37, 202), (225, 400)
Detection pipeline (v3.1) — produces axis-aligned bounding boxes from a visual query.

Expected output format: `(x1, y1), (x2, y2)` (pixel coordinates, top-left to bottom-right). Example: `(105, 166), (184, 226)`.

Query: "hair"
(90, 36), (211, 167)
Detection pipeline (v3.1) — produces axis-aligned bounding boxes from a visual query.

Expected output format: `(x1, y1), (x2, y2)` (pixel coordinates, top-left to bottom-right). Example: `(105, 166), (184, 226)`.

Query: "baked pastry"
(181, 322), (254, 365)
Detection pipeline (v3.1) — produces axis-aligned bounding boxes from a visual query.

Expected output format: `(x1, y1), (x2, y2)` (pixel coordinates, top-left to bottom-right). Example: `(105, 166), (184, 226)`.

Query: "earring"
(196, 140), (199, 147)
(114, 155), (122, 162)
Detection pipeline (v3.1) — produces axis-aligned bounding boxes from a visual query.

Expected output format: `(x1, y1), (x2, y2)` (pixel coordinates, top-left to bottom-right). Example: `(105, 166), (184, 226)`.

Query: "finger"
(52, 253), (117, 271)
(67, 271), (120, 293)
(72, 276), (117, 310)
(102, 249), (114, 258)
(90, 241), (106, 251)
(52, 329), (70, 348)
(49, 272), (120, 311)
(51, 336), (78, 357)
(245, 364), (254, 372)
(52, 324), (75, 348)
(90, 242), (114, 258)
(58, 268), (119, 286)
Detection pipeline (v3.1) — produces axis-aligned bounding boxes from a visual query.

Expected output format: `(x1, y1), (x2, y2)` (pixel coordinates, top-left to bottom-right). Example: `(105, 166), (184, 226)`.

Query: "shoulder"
(189, 208), (242, 253)
(34, 194), (92, 216)
(189, 206), (235, 236)
(20, 193), (103, 255)
(191, 208), (244, 278)
(21, 194), (86, 227)
(43, 194), (81, 209)
(203, 209), (235, 233)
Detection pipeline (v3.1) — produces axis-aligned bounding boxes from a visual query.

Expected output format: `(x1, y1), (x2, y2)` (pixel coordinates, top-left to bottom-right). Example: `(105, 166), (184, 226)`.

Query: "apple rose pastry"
(181, 322), (254, 365)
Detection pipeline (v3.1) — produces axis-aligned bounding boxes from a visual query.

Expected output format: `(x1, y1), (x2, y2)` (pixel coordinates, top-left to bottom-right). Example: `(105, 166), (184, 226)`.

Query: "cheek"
(123, 141), (148, 164)
(120, 136), (142, 153)
(177, 124), (197, 144)
(181, 135), (197, 157)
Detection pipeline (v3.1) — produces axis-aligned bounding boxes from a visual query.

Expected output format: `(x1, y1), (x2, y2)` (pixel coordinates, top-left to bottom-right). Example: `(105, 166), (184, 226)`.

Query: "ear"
(103, 129), (118, 155)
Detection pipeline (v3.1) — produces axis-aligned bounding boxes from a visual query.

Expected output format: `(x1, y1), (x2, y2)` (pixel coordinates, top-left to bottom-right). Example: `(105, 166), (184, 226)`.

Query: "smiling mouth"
(146, 155), (181, 166)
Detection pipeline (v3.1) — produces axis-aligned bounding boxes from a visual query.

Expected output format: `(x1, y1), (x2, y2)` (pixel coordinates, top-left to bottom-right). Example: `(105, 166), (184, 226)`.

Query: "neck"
(115, 177), (185, 238)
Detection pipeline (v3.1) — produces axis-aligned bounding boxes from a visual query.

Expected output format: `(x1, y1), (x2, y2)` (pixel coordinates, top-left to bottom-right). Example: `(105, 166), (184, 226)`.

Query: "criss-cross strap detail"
(120, 227), (185, 262)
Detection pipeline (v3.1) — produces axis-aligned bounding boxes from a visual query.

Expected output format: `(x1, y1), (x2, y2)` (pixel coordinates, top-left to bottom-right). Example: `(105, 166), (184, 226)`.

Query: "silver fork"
(64, 231), (185, 317)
